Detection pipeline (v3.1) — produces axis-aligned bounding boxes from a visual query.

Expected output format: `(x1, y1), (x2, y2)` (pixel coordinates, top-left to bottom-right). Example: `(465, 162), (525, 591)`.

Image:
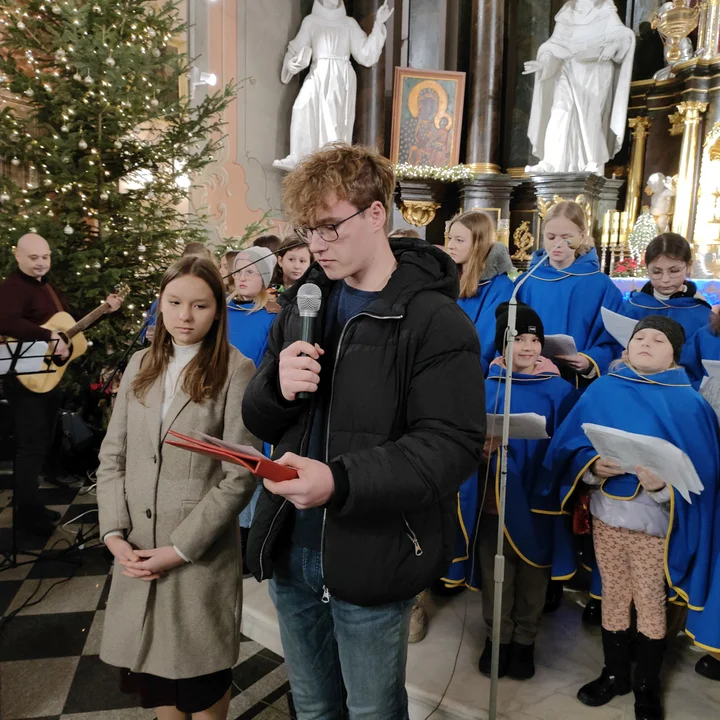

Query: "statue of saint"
(273, 0), (392, 171)
(524, 0), (635, 175)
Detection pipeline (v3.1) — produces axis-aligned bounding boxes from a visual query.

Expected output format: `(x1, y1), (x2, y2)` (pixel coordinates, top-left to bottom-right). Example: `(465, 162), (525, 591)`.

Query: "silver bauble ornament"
(0, 193), (10, 202)
(17, 21), (25, 29)
(83, 75), (94, 86)
(148, 28), (157, 38)
(44, 178), (52, 186)
(152, 48), (161, 58)
(106, 57), (115, 67)
(63, 224), (74, 235)
(52, 5), (62, 14)
(24, 88), (34, 97)
(93, 262), (101, 270)
(78, 139), (88, 150)
(100, 192), (109, 201)
(55, 49), (65, 60)
(138, 244), (147, 253)
(73, 73), (82, 82)
(114, 140), (122, 149)
(11, 157), (20, 166)
(150, 98), (159, 108)
(61, 156), (70, 163)
(60, 124), (69, 132)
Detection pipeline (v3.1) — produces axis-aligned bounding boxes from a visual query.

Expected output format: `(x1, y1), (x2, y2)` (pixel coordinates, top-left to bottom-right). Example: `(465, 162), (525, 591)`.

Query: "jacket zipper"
(321, 311), (403, 602)
(402, 513), (423, 556)
(258, 381), (316, 580)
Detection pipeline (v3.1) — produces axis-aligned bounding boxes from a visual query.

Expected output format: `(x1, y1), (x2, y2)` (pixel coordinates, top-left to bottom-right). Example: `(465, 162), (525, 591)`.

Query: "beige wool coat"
(96, 346), (258, 679)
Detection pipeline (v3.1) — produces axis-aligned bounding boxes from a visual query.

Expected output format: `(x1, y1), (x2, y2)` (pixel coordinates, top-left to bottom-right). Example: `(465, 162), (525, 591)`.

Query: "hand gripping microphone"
(296, 283), (322, 400)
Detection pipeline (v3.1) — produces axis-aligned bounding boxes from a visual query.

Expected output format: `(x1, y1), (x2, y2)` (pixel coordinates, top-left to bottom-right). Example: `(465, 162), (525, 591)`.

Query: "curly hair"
(282, 143), (395, 226)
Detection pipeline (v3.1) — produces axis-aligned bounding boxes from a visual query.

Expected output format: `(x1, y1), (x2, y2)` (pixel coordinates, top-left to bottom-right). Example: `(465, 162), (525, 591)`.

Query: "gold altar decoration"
(651, 0), (700, 63)
(600, 210), (632, 274)
(696, 0), (720, 59)
(673, 101), (709, 240)
(692, 121), (720, 274)
(511, 221), (534, 263)
(625, 116), (652, 225)
(399, 200), (441, 227)
(668, 112), (684, 136)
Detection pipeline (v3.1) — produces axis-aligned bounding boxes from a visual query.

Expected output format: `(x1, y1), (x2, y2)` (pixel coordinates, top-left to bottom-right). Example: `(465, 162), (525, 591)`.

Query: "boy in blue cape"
(544, 315), (720, 720)
(680, 317), (720, 389)
(444, 301), (578, 681)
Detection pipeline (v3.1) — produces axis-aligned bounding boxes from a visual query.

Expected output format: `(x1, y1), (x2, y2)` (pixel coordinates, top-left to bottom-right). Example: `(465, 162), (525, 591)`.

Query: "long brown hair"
(271, 236), (312, 286)
(544, 201), (594, 257)
(450, 211), (496, 299)
(132, 257), (230, 404)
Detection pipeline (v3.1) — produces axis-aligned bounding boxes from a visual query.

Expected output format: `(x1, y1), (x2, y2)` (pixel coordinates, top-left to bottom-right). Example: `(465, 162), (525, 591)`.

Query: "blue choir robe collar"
(528, 247), (602, 280)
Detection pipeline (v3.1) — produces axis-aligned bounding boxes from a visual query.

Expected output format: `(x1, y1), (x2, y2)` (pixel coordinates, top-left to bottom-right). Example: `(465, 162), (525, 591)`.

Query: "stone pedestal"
(393, 179), (459, 245)
(529, 172), (608, 239)
(460, 175), (521, 217)
(596, 178), (625, 229)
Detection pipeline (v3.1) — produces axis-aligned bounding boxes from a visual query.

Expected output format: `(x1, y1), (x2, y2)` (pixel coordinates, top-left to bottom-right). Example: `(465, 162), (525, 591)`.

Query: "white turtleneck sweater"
(104, 340), (202, 563)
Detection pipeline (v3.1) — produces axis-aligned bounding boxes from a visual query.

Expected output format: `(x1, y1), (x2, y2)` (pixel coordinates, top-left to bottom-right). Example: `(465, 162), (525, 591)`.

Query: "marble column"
(465, 0), (504, 173)
(672, 101), (708, 240)
(353, 0), (386, 153)
(624, 116), (652, 225)
(407, 0), (448, 70)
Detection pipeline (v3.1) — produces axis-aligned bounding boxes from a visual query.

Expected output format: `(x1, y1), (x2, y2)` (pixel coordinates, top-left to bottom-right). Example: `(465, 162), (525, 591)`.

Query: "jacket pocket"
(180, 500), (198, 521)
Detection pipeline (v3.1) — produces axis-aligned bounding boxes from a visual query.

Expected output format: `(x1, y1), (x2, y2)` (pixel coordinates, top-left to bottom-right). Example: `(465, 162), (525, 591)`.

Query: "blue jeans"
(269, 545), (414, 720)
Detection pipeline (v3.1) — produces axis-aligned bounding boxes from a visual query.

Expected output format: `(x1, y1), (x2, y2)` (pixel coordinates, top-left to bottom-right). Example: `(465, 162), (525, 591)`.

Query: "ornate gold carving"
(506, 167), (529, 178)
(400, 200), (441, 227)
(651, 1), (699, 63)
(628, 116), (652, 139)
(537, 194), (592, 232)
(668, 112), (684, 136)
(511, 221), (534, 262)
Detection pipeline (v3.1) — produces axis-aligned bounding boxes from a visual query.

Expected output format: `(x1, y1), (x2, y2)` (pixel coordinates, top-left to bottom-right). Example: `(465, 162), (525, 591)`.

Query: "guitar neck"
(67, 302), (110, 339)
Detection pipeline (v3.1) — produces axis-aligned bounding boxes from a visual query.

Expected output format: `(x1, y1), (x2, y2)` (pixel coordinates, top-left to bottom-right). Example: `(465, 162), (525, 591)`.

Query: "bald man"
(0, 234), (122, 536)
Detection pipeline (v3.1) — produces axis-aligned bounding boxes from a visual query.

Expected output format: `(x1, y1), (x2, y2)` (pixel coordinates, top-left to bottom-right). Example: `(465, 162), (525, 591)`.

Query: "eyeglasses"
(235, 268), (260, 279)
(295, 207), (369, 244)
(648, 266), (686, 279)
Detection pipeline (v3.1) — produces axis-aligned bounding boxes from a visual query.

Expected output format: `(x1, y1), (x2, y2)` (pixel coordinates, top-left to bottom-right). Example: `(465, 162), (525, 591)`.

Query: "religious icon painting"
(390, 67), (466, 168)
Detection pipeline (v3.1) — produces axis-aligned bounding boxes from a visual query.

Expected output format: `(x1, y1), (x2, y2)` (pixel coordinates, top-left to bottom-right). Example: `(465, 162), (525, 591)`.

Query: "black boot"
(634, 633), (664, 720)
(507, 642), (535, 680)
(695, 654), (720, 681)
(543, 580), (563, 614)
(478, 638), (510, 678)
(582, 597), (602, 626)
(16, 505), (56, 537)
(577, 629), (632, 706)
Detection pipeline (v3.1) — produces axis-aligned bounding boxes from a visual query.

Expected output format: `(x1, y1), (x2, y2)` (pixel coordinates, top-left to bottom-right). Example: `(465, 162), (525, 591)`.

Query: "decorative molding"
(400, 200), (441, 227)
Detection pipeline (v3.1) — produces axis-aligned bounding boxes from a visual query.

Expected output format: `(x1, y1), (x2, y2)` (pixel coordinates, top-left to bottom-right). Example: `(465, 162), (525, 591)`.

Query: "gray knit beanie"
(234, 246), (277, 288)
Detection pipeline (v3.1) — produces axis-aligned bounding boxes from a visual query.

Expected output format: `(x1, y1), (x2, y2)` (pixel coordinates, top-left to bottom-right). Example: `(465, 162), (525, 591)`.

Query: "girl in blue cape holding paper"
(447, 210), (515, 374)
(544, 315), (720, 720)
(621, 233), (711, 343)
(515, 200), (623, 387)
(445, 302), (578, 681)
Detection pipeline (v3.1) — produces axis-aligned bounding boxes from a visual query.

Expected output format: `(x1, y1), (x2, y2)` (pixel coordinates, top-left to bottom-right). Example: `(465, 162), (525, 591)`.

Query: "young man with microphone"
(241, 143), (486, 718)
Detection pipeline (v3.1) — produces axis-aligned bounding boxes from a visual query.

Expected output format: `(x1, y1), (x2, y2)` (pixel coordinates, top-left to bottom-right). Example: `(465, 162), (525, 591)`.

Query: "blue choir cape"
(442, 362), (578, 589)
(458, 275), (513, 374)
(226, 300), (277, 368)
(621, 284), (711, 345)
(543, 363), (720, 649)
(680, 323), (720, 389)
(140, 297), (159, 343)
(515, 249), (623, 377)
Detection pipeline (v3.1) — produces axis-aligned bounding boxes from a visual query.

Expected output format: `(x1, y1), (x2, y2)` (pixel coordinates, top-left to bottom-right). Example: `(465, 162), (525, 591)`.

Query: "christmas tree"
(627, 207), (659, 264)
(0, 0), (236, 400)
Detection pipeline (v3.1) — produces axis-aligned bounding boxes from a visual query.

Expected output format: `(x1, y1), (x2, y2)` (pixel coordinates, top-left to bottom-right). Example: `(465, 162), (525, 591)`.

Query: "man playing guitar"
(0, 233), (123, 536)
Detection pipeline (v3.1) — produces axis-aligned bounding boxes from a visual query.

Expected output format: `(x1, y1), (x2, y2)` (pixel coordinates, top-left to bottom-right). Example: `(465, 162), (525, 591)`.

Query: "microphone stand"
(488, 248), (554, 720)
(101, 240), (307, 394)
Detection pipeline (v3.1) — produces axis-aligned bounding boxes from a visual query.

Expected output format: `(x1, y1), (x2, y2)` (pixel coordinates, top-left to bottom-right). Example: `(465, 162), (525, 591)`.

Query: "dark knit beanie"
(630, 315), (686, 362)
(495, 301), (545, 355)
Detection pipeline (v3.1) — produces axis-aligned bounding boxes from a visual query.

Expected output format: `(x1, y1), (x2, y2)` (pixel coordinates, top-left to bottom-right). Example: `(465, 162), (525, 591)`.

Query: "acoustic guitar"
(12, 283), (130, 394)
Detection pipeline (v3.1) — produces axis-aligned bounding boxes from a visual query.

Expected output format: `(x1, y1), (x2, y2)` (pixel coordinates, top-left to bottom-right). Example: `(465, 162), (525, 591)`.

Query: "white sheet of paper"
(196, 432), (265, 459)
(542, 334), (577, 358)
(486, 413), (549, 440)
(581, 423), (703, 503)
(601, 307), (637, 348)
(0, 341), (49, 376)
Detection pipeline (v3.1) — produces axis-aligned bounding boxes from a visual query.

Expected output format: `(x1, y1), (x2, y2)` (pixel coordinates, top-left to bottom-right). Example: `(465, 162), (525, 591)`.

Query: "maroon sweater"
(0, 269), (71, 342)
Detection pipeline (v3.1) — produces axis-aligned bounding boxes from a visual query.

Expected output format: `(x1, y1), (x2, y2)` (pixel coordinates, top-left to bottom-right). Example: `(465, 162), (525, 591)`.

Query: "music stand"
(0, 338), (83, 572)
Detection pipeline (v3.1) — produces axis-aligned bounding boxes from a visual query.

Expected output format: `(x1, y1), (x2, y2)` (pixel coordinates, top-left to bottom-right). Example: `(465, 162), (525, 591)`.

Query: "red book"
(166, 430), (298, 482)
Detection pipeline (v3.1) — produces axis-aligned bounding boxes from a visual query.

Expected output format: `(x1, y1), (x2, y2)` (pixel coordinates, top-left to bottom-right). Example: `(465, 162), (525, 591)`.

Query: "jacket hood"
(480, 242), (515, 282)
(528, 247), (601, 278)
(280, 239), (459, 316)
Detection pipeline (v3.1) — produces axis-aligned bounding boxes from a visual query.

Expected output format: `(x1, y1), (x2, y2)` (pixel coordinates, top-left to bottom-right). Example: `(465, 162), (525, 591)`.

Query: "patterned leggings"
(593, 517), (667, 640)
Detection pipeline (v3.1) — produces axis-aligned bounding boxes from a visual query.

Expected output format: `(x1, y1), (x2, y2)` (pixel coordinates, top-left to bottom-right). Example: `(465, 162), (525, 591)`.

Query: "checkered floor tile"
(0, 467), (295, 719)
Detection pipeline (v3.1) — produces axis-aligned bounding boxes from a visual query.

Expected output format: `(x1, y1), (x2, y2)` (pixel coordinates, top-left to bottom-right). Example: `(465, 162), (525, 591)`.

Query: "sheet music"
(0, 341), (49, 376)
(700, 359), (720, 389)
(486, 413), (549, 440)
(601, 307), (637, 348)
(542, 334), (578, 358)
(582, 423), (703, 503)
(196, 432), (265, 458)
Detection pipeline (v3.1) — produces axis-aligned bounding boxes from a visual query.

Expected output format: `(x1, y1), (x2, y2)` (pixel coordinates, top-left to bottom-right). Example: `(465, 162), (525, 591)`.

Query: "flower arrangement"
(613, 257), (645, 278)
(394, 163), (479, 182)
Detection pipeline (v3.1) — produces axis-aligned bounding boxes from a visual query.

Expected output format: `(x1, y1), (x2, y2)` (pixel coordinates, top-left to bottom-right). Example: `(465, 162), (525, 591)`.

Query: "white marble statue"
(645, 172), (676, 233)
(524, 0), (635, 175)
(273, 0), (393, 171)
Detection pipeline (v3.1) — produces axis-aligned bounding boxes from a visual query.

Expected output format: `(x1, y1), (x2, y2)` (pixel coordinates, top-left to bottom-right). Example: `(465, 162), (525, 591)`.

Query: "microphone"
(296, 283), (322, 400)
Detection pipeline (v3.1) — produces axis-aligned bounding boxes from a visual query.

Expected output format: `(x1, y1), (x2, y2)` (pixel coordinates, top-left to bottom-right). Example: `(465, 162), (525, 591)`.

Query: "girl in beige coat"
(97, 256), (258, 720)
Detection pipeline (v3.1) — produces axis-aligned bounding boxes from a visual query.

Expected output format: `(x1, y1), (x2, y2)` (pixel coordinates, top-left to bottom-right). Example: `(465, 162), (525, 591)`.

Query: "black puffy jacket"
(242, 239), (486, 606)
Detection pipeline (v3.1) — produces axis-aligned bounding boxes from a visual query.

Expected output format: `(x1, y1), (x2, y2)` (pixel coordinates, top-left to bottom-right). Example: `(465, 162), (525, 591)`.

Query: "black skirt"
(119, 667), (232, 713)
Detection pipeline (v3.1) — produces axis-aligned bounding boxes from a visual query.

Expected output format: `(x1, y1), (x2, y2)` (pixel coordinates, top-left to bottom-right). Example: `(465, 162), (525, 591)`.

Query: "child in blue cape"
(515, 200), (622, 387)
(622, 233), (711, 342)
(680, 312), (720, 390)
(445, 302), (578, 681)
(544, 315), (720, 720)
(447, 210), (514, 374)
(226, 247), (280, 551)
